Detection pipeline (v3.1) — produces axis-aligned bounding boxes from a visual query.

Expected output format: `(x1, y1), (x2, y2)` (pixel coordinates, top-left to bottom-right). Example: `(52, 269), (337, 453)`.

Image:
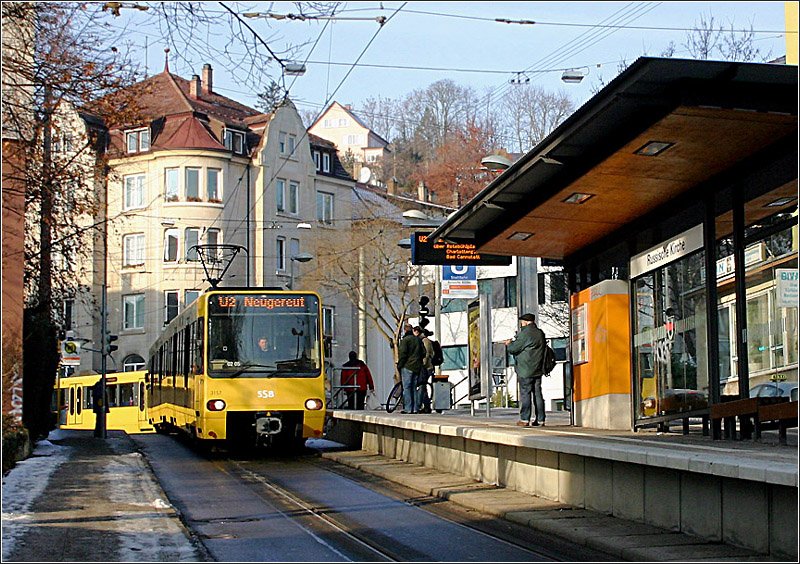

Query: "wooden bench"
(710, 397), (760, 440)
(755, 400), (798, 445)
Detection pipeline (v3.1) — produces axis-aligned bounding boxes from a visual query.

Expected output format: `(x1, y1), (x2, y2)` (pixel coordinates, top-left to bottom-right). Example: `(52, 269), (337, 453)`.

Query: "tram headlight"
(206, 399), (226, 411)
(304, 398), (324, 410)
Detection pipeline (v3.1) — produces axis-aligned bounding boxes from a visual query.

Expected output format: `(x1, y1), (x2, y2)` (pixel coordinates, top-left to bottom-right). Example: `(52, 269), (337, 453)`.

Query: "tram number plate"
(257, 390), (275, 399)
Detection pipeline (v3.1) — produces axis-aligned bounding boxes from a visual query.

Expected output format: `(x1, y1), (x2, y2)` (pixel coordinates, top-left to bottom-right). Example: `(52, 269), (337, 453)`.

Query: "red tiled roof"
(153, 113), (224, 151)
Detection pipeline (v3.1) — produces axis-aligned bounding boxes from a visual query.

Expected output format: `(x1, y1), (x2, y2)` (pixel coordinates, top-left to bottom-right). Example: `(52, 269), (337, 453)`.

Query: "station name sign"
(411, 232), (512, 266)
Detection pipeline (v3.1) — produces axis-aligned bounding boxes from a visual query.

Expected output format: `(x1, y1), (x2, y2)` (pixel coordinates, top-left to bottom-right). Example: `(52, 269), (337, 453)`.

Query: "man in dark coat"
(504, 313), (546, 426)
(397, 323), (424, 413)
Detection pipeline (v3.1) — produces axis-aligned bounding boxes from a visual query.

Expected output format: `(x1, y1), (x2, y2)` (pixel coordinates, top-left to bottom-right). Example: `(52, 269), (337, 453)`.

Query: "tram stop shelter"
(428, 57), (798, 433)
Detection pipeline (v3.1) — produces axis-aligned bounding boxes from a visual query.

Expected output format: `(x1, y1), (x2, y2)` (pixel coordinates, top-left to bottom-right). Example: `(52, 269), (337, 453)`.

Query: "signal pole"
(99, 284), (108, 438)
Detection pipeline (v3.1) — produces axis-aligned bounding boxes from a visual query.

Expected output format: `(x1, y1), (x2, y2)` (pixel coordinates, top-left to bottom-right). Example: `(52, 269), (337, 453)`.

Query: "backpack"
(430, 340), (444, 367)
(541, 344), (557, 375)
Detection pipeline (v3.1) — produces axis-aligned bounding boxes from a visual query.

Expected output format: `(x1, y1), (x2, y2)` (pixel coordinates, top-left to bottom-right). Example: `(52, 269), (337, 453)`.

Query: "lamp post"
(288, 252), (314, 290)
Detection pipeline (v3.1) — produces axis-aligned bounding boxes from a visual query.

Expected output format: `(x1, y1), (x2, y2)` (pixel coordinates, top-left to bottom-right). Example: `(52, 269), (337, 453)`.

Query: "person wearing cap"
(503, 313), (547, 427)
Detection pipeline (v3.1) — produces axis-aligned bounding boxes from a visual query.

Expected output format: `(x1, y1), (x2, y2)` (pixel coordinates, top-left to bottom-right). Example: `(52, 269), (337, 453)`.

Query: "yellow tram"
(147, 289), (327, 449)
(52, 370), (154, 434)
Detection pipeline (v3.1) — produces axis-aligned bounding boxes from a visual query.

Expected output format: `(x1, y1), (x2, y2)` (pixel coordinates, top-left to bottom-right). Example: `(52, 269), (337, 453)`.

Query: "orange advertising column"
(570, 279), (632, 430)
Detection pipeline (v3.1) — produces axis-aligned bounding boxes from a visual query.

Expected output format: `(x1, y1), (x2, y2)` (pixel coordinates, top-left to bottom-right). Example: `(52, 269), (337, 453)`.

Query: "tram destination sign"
(411, 232), (512, 266)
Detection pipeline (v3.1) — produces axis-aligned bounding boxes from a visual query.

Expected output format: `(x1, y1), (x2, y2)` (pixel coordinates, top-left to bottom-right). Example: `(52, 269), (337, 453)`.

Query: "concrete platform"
(326, 407), (798, 561)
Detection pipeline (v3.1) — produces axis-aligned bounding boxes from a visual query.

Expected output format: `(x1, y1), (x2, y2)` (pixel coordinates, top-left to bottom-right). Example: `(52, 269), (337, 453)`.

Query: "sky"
(109, 2), (790, 124)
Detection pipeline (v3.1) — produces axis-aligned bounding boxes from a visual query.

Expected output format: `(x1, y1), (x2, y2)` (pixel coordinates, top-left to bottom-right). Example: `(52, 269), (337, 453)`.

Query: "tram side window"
(118, 383), (136, 406)
(76, 387), (82, 414)
(107, 384), (118, 407)
(83, 386), (93, 410)
(193, 318), (204, 374)
(183, 324), (191, 387)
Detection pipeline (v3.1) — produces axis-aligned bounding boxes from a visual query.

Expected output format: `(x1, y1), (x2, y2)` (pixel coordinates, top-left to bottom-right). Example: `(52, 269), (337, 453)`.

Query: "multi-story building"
(308, 101), (390, 186)
(65, 63), (356, 375)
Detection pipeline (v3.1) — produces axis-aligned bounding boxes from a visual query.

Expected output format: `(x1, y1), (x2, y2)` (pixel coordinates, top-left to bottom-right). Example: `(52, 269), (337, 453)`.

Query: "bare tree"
(2, 2), (141, 439)
(307, 214), (419, 372)
(500, 84), (575, 152)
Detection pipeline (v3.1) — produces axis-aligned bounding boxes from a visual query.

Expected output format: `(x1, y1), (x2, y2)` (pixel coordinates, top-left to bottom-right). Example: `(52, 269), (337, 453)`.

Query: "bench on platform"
(755, 400), (798, 445)
(710, 397), (760, 440)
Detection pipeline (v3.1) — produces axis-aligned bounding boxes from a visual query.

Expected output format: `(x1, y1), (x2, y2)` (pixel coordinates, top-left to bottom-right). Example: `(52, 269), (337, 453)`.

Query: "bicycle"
(385, 378), (434, 413)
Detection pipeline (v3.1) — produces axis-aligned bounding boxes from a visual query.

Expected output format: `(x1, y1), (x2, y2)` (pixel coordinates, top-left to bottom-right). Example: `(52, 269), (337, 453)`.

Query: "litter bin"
(432, 378), (452, 412)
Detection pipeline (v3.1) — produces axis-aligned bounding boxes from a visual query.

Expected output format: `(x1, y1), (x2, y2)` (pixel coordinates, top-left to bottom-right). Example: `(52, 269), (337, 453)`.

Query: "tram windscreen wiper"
(226, 363), (277, 378)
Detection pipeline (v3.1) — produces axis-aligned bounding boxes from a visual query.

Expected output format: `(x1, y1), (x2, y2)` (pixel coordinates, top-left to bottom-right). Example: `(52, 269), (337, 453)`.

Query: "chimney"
(202, 63), (213, 94)
(190, 74), (201, 98)
(452, 190), (461, 208)
(417, 180), (428, 202)
(387, 177), (397, 195)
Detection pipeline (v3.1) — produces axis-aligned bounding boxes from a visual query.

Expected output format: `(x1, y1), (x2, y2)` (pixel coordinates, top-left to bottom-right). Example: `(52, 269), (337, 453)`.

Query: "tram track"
(220, 453), (570, 562)
(225, 458), (399, 562)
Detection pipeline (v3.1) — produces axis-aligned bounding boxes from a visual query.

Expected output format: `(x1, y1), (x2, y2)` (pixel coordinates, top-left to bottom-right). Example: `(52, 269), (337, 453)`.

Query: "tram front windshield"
(207, 293), (321, 378)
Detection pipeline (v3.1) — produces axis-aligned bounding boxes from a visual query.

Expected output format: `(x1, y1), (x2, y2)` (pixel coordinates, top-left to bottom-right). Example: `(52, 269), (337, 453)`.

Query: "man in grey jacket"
(504, 313), (546, 427)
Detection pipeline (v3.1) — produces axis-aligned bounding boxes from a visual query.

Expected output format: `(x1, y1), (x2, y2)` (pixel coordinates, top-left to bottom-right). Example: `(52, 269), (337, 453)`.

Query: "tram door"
(67, 383), (84, 426)
(137, 380), (148, 427)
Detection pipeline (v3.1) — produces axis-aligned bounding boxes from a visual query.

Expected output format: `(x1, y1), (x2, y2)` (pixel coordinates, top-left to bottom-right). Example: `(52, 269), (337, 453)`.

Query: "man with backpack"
(503, 313), (547, 427)
(413, 326), (435, 413)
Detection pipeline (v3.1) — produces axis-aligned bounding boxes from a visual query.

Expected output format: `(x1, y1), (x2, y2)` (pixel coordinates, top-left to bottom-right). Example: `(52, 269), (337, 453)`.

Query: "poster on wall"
(571, 303), (588, 365)
(467, 299), (482, 400)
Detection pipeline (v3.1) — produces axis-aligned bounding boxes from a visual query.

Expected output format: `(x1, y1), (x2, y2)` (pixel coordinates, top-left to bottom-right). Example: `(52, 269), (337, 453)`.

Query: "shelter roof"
(428, 57), (798, 261)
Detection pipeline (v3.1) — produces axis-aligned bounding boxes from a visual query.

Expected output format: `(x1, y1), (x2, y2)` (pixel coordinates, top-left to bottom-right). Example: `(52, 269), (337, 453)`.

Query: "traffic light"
(105, 333), (119, 354)
(418, 296), (430, 329)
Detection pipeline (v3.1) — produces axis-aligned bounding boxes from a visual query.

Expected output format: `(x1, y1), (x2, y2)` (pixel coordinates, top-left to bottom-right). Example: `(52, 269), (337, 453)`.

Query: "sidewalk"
(1, 429), (206, 562)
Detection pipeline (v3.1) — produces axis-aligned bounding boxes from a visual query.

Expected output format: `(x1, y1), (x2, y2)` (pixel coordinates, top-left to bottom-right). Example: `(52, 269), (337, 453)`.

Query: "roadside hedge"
(2, 415), (31, 474)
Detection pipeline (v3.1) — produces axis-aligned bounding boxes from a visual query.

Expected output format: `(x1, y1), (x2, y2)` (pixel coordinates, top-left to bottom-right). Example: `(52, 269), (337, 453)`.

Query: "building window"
(276, 237), (286, 272)
(125, 128), (150, 153)
(165, 291), (179, 324)
(123, 294), (145, 330)
(288, 134), (296, 155)
(185, 228), (199, 261)
(538, 271), (567, 304)
(323, 119), (332, 128)
(338, 118), (347, 127)
(185, 290), (200, 306)
(122, 233), (145, 267)
(478, 276), (516, 308)
(323, 305), (335, 340)
(346, 134), (361, 145)
(123, 174), (145, 210)
(123, 354), (146, 372)
(279, 131), (287, 153)
(313, 150), (321, 171)
(276, 178), (286, 212)
(164, 228), (179, 262)
(207, 168), (221, 202)
(206, 228), (220, 250)
(224, 129), (245, 154)
(288, 181), (299, 214)
(322, 153), (331, 173)
(185, 168), (200, 201)
(316, 191), (334, 225)
(165, 168), (179, 202)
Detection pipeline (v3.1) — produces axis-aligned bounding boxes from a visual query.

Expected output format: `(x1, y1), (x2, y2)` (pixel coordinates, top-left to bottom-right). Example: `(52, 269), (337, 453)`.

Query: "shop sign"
(630, 225), (704, 278)
(776, 268), (798, 308)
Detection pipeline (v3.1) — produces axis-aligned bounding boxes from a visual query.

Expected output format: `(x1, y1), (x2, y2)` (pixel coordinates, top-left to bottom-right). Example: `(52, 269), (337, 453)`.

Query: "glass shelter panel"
(633, 251), (709, 420)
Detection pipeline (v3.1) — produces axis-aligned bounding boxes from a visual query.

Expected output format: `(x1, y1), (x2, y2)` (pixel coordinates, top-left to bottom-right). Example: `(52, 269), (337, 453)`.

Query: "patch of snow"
(1, 431), (71, 561)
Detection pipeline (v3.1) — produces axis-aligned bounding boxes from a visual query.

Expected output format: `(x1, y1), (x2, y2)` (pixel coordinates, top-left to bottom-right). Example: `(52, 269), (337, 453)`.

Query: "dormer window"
(126, 128), (150, 153)
(322, 153), (331, 173)
(313, 150), (321, 171)
(224, 129), (246, 155)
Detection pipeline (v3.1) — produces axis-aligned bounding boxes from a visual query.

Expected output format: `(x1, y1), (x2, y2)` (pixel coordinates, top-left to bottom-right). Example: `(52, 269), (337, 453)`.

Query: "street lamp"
(288, 252), (314, 290)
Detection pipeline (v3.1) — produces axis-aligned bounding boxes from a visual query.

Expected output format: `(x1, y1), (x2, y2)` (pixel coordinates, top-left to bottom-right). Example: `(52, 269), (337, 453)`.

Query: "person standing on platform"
(413, 326), (434, 413)
(340, 351), (375, 410)
(397, 323), (424, 414)
(504, 313), (546, 427)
